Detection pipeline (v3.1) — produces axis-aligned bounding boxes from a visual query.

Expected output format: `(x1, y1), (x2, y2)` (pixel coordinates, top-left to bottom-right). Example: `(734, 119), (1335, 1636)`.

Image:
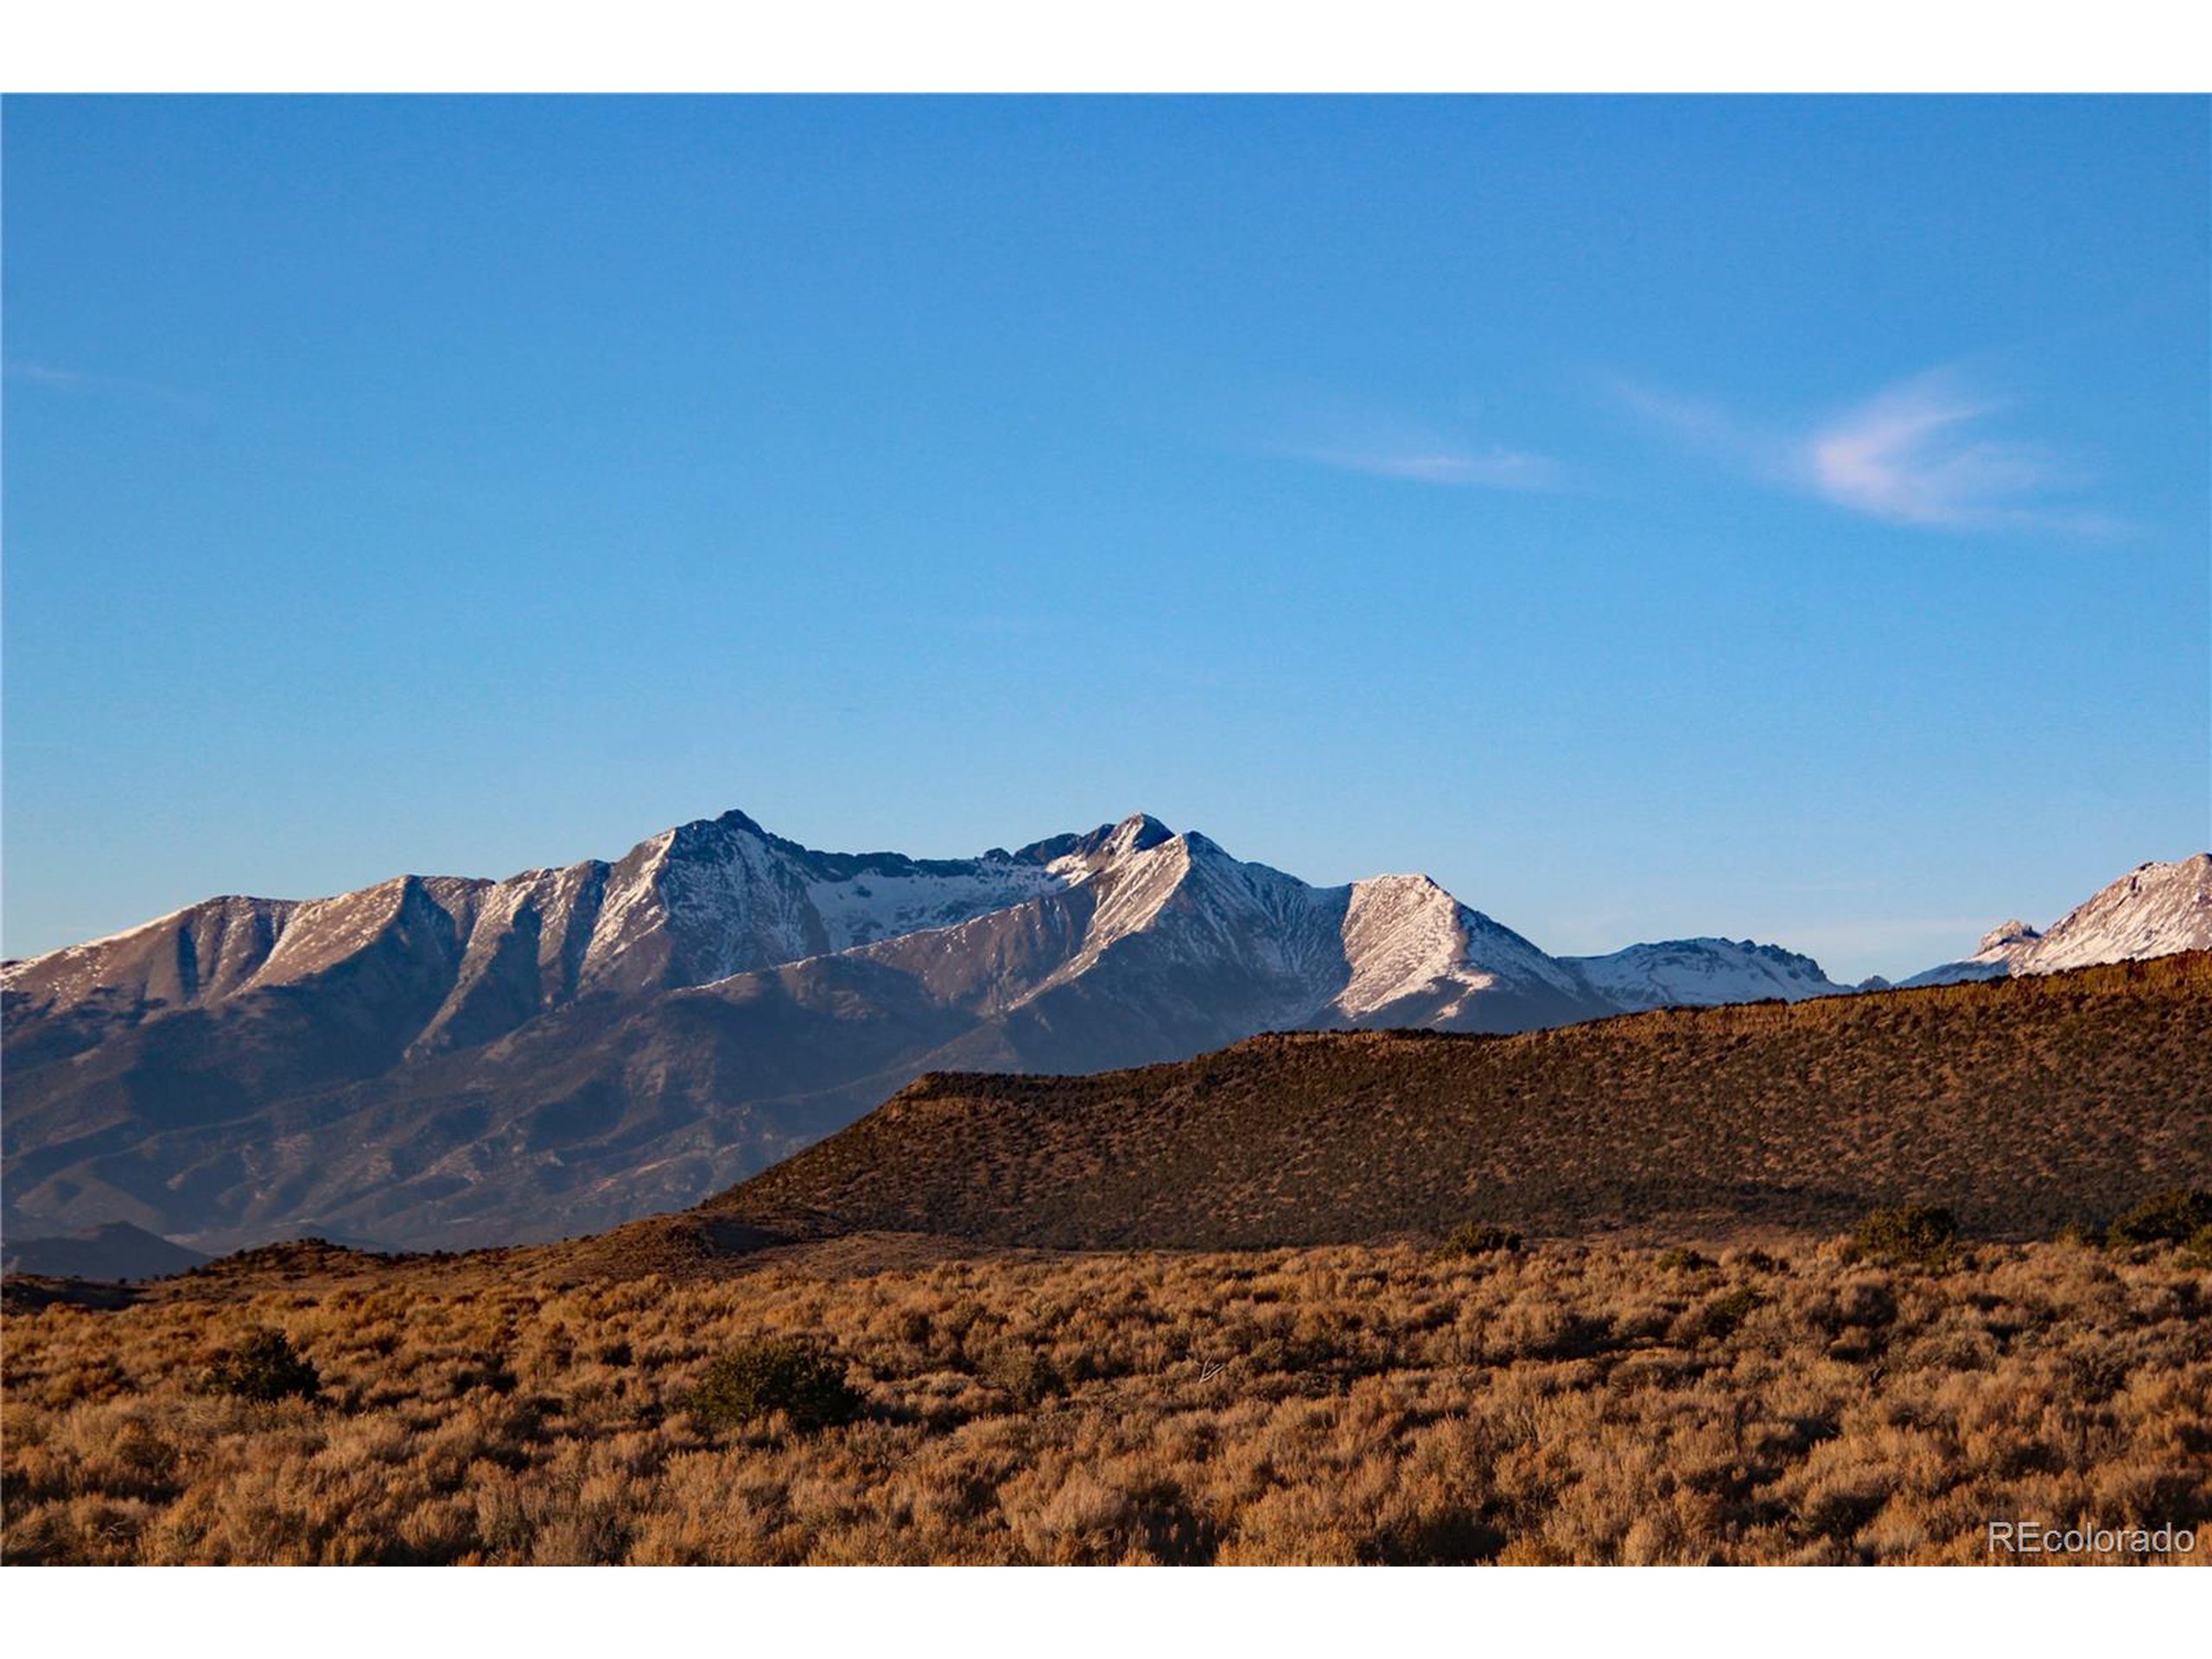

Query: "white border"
(2, 1), (2208, 92)
(5, 6), (2202, 1643)
(4, 1561), (2204, 1655)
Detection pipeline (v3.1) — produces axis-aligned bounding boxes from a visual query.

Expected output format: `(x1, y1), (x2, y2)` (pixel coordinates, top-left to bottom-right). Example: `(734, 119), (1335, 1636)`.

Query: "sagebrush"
(6, 1231), (2209, 1565)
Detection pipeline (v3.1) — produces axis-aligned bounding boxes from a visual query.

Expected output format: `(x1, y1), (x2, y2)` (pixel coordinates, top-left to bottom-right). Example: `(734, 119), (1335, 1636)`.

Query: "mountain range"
(5, 807), (2206, 1254)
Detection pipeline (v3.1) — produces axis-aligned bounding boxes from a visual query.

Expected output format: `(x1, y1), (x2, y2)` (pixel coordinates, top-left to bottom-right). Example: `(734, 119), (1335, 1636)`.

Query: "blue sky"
(4, 96), (2206, 979)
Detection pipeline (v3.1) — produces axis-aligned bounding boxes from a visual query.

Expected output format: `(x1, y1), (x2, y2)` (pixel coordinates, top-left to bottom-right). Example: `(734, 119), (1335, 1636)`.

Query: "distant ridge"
(1563, 938), (1849, 1010)
(708, 955), (2212, 1249)
(1, 1221), (207, 1282)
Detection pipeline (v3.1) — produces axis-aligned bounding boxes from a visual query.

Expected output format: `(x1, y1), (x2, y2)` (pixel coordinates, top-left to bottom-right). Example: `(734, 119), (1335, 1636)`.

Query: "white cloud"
(1806, 371), (2086, 531)
(1614, 365), (2126, 537)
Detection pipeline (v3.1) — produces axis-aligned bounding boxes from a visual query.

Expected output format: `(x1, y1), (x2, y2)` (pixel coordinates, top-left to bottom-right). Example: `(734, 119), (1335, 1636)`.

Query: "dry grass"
(6, 1232), (2209, 1565)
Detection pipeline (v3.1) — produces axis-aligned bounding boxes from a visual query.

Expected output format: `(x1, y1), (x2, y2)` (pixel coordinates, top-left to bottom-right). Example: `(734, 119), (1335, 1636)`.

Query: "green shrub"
(200, 1329), (321, 1402)
(2107, 1189), (2212, 1247)
(2178, 1226), (2212, 1270)
(2056, 1218), (2106, 1249)
(1656, 1247), (1713, 1272)
(686, 1338), (860, 1434)
(1440, 1222), (1523, 1259)
(1855, 1205), (1958, 1268)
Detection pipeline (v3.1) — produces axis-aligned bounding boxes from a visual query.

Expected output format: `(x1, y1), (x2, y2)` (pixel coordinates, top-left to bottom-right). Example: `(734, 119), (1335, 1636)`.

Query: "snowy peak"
(0, 894), (294, 1012)
(1337, 875), (1465, 1019)
(839, 825), (1605, 1039)
(1099, 812), (1177, 861)
(919, 825), (1614, 1039)
(1328, 874), (1607, 1030)
(480, 806), (1113, 995)
(997, 812), (1168, 871)
(2016, 854), (2212, 972)
(1567, 938), (1849, 1012)
(1902, 854), (2212, 987)
(1013, 811), (1175, 873)
(1978, 919), (2042, 956)
(1038, 823), (1339, 994)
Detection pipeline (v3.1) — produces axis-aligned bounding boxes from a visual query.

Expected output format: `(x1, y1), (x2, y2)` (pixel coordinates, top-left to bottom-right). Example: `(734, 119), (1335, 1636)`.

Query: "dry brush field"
(6, 1230), (2209, 1565)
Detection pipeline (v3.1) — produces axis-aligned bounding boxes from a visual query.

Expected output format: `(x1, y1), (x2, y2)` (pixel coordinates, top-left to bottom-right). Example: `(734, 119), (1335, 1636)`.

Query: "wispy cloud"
(1606, 379), (1766, 469)
(1297, 443), (1564, 492)
(1613, 365), (2126, 537)
(5, 360), (199, 410)
(1805, 371), (2106, 532)
(1192, 376), (1567, 496)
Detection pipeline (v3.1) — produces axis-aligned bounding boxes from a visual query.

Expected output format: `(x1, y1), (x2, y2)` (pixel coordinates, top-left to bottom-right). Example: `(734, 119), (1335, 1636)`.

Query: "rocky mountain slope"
(707, 955), (2212, 1249)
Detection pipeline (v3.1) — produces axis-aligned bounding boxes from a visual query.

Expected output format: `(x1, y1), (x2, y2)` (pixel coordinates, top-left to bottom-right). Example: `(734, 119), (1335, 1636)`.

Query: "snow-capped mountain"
(3, 808), (1098, 1044)
(1565, 938), (1851, 1011)
(6, 807), (1627, 1250)
(2012, 855), (2212, 970)
(1902, 855), (2211, 988)
(747, 820), (1615, 1082)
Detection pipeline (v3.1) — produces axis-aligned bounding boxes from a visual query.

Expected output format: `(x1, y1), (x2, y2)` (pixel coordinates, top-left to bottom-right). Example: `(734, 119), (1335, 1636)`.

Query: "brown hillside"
(711, 955), (2212, 1247)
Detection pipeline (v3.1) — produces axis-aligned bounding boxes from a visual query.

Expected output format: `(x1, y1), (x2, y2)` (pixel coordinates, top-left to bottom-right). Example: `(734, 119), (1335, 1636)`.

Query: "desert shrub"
(1834, 1280), (1897, 1329)
(1690, 1286), (1762, 1342)
(1656, 1247), (1713, 1272)
(1855, 1205), (1957, 1268)
(2107, 1189), (2212, 1247)
(982, 1344), (1064, 1409)
(1440, 1223), (1522, 1259)
(2057, 1219), (2107, 1249)
(1530, 1311), (1617, 1360)
(685, 1338), (859, 1434)
(200, 1329), (321, 1403)
(2178, 1227), (2212, 1269)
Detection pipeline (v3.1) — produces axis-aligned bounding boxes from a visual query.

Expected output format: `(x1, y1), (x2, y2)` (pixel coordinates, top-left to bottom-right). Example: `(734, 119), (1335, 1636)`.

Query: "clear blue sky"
(5, 96), (2207, 980)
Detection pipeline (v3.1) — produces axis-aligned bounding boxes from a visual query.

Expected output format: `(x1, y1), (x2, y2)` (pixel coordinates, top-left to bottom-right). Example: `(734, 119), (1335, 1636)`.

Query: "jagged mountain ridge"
(3, 808), (1106, 1050)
